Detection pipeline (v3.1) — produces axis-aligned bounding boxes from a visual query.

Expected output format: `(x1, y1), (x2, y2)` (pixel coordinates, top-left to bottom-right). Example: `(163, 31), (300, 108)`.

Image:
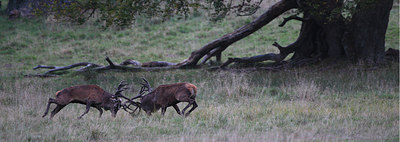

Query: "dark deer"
(128, 78), (198, 117)
(42, 81), (133, 119)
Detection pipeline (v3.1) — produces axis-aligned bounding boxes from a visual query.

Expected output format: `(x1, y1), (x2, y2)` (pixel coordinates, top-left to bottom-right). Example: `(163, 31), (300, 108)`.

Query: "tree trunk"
(218, 0), (394, 67)
(343, 0), (393, 64)
(31, 0), (396, 76)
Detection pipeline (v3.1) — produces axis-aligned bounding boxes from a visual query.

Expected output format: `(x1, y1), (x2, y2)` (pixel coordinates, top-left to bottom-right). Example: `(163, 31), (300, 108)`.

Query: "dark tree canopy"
(14, 0), (396, 76)
(6, 0), (263, 26)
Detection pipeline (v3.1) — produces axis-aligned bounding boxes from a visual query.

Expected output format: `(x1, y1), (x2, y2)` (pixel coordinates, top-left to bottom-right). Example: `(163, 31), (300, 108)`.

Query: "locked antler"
(112, 81), (141, 114)
(131, 78), (152, 100)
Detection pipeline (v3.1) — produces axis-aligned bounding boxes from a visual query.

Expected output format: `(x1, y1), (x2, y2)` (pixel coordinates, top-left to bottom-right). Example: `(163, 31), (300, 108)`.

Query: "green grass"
(0, 4), (398, 142)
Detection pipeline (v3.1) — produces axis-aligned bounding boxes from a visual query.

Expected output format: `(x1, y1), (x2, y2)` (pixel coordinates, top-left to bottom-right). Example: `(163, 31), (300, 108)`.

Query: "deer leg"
(50, 104), (66, 119)
(172, 104), (182, 115)
(161, 107), (167, 116)
(95, 106), (103, 118)
(185, 101), (198, 117)
(181, 103), (192, 116)
(43, 98), (56, 117)
(78, 101), (91, 119)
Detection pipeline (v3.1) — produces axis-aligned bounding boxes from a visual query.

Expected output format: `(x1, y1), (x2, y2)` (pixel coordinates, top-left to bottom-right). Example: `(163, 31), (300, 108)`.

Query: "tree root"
(385, 48), (399, 62)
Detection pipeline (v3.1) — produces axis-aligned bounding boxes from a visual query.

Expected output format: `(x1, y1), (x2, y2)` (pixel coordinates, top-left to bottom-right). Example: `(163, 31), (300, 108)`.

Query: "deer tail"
(186, 84), (197, 98)
(55, 90), (62, 97)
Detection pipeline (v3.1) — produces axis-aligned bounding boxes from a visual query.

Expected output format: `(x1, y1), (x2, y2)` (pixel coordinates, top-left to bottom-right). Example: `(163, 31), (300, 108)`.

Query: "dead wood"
(175, 0), (297, 68)
(29, 57), (178, 77)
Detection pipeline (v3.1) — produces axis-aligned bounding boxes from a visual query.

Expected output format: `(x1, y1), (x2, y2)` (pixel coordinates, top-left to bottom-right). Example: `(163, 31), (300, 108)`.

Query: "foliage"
(34, 0), (264, 27)
(36, 0), (200, 27)
(33, 0), (388, 28)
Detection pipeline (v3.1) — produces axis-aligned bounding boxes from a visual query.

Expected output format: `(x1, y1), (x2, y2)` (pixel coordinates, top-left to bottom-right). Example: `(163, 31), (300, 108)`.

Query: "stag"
(126, 78), (198, 117)
(42, 81), (134, 119)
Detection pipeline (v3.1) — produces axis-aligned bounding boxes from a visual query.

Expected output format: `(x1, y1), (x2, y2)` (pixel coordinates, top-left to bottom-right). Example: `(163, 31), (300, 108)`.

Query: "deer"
(125, 78), (198, 117)
(42, 81), (135, 119)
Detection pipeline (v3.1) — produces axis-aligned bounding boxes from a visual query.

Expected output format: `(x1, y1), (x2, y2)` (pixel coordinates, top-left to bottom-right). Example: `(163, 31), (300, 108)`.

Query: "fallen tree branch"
(29, 57), (179, 77)
(220, 53), (281, 68)
(33, 62), (102, 74)
(220, 41), (296, 68)
(24, 74), (57, 78)
(200, 46), (224, 64)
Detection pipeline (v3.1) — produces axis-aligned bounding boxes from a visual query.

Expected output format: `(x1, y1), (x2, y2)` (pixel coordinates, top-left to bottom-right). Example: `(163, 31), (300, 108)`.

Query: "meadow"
(0, 1), (399, 141)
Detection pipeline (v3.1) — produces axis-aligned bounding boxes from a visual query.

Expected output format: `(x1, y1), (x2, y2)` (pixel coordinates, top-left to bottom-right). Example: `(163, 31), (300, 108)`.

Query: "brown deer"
(127, 78), (198, 117)
(42, 81), (134, 119)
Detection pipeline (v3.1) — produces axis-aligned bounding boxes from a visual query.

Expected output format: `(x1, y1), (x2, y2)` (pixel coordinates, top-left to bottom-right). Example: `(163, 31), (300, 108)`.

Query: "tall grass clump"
(280, 79), (321, 101)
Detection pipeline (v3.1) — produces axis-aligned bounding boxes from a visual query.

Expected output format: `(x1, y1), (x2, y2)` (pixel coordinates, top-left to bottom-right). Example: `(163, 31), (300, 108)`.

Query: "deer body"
(140, 83), (198, 116)
(43, 84), (126, 119)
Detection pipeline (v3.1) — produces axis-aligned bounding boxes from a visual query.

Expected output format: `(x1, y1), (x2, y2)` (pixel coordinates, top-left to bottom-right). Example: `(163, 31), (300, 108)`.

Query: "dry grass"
(0, 66), (398, 141)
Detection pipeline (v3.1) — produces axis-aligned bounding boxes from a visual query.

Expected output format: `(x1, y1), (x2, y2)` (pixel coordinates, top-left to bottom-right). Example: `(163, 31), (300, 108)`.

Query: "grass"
(0, 69), (398, 141)
(0, 2), (398, 142)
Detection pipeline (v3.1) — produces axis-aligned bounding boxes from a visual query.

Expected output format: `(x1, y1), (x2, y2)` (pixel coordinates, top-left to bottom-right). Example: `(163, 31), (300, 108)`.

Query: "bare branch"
(75, 64), (102, 71)
(220, 41), (296, 68)
(220, 53), (282, 68)
(33, 62), (101, 74)
(30, 57), (179, 77)
(24, 74), (57, 78)
(233, 0), (264, 16)
(105, 56), (116, 67)
(142, 61), (177, 67)
(88, 9), (96, 19)
(279, 15), (306, 27)
(176, 0), (297, 68)
(120, 59), (141, 66)
(200, 47), (222, 64)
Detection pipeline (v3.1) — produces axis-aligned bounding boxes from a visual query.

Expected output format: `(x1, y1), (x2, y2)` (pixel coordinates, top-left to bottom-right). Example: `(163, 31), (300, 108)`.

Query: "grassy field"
(0, 1), (399, 141)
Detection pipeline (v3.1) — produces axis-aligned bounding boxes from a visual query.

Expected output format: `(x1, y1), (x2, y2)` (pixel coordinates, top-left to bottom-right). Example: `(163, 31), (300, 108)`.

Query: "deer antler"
(121, 101), (141, 114)
(131, 78), (152, 100)
(115, 81), (129, 95)
(119, 78), (153, 115)
(140, 78), (152, 92)
(114, 81), (140, 108)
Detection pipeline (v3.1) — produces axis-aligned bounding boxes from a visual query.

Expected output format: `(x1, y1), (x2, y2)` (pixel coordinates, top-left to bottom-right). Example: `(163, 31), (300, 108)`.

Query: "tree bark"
(343, 0), (393, 64)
